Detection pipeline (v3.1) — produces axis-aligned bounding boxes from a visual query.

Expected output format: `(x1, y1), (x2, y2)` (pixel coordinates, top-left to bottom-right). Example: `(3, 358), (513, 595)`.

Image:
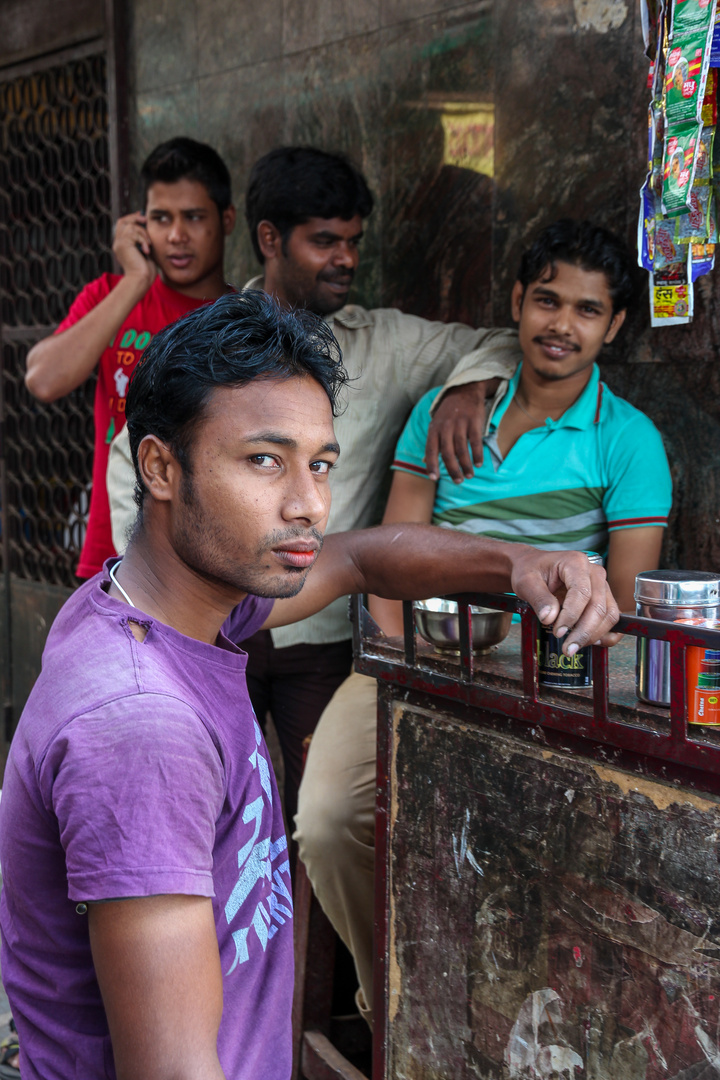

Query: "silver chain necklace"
(512, 392), (546, 424)
(108, 560), (136, 608)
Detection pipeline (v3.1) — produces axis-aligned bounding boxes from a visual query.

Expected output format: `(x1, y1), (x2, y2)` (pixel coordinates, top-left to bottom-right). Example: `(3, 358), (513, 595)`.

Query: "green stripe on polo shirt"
(433, 486), (605, 527)
(434, 517), (609, 550)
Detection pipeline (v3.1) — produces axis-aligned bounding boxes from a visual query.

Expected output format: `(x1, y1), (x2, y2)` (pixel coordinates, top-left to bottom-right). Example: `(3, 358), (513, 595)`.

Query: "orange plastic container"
(675, 618), (720, 725)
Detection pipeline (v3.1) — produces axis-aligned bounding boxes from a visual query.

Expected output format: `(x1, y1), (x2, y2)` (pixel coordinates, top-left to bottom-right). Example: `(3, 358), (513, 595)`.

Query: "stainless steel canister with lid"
(635, 570), (720, 706)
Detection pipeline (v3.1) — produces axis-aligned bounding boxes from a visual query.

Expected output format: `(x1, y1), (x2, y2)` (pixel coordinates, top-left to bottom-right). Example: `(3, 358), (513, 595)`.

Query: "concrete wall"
(126, 0), (720, 572)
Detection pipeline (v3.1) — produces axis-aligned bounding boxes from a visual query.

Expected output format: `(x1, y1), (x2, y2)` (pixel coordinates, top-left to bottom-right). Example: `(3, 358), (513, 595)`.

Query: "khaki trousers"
(294, 671), (378, 1027)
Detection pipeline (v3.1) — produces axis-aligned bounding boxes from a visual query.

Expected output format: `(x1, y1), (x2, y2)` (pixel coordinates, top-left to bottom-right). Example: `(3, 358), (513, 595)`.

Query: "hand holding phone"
(113, 212), (157, 289)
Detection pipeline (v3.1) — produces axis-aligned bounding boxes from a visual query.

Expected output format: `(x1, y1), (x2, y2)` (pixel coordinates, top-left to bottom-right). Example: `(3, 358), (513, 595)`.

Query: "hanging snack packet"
(662, 122), (703, 213)
(671, 0), (716, 37)
(665, 30), (712, 124)
(651, 250), (694, 325)
(642, 0), (663, 56)
(645, 100), (666, 198)
(676, 182), (713, 240)
(653, 216), (682, 267)
(695, 123), (714, 180)
(638, 180), (659, 270)
(701, 68), (717, 126)
(652, 6), (670, 97)
(710, 8), (720, 61)
(670, 126), (717, 244)
(691, 240), (715, 278)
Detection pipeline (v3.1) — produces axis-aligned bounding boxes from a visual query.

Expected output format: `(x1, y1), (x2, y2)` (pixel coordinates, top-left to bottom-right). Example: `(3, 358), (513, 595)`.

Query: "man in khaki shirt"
(107, 146), (520, 826)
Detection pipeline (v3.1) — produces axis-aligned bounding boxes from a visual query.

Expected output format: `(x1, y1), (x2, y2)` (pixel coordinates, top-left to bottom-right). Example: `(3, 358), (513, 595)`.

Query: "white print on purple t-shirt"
(224, 718), (293, 974)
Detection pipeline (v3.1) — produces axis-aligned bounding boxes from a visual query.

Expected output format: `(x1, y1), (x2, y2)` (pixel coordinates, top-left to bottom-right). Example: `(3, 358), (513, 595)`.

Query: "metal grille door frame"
(0, 0), (128, 744)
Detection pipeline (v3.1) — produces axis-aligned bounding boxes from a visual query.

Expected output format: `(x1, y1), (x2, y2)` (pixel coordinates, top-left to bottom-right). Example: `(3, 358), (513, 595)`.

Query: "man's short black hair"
(140, 137), (232, 215)
(517, 219), (635, 314)
(126, 291), (348, 510)
(245, 146), (374, 263)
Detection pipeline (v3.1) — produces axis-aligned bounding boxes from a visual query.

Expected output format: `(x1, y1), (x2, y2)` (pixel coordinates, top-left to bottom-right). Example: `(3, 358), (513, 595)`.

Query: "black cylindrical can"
(537, 553), (603, 689)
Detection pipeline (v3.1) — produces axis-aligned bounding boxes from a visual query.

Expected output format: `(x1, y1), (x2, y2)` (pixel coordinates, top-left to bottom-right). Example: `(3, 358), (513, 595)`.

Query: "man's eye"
(249, 454), (279, 468)
(310, 460), (335, 475)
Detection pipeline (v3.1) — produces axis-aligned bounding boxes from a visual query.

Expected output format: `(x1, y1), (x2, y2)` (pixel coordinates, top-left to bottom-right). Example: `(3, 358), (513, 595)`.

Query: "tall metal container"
(635, 570), (720, 706)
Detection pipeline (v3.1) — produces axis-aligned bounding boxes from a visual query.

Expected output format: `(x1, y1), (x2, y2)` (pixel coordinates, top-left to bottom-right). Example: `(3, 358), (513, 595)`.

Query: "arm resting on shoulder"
(263, 526), (621, 653)
(108, 425), (139, 554)
(605, 526), (664, 614)
(368, 471), (436, 637)
(425, 329), (520, 481)
(89, 894), (226, 1080)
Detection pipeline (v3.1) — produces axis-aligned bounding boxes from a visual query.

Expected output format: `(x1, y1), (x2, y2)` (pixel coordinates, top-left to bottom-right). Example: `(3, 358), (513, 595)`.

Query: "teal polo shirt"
(392, 363), (672, 557)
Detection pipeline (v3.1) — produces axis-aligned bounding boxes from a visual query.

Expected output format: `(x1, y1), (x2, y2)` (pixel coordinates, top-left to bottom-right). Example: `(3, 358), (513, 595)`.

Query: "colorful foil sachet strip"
(639, 0), (718, 325)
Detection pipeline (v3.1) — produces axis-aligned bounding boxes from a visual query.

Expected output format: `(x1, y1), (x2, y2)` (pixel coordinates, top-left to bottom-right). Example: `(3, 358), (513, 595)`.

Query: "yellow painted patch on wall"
(441, 103), (494, 177)
(573, 0), (628, 32)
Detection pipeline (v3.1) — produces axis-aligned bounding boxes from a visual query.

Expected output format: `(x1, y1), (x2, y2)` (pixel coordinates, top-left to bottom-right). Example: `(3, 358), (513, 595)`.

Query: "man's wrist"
(442, 379), (499, 402)
(117, 267), (155, 300)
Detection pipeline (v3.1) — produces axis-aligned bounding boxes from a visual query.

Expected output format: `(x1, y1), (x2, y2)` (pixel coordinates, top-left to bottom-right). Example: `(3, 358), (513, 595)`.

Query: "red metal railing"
(351, 592), (720, 790)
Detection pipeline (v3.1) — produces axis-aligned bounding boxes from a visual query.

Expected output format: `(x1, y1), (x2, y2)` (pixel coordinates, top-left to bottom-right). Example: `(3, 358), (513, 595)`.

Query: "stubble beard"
(282, 261), (353, 317)
(175, 471), (324, 599)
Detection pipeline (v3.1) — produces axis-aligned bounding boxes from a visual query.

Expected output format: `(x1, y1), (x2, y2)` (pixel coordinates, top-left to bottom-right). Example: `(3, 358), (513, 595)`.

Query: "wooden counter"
(354, 602), (720, 1080)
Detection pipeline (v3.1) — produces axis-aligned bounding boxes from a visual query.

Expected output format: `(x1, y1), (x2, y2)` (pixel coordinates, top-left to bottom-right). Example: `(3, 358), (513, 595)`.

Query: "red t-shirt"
(56, 275), (208, 577)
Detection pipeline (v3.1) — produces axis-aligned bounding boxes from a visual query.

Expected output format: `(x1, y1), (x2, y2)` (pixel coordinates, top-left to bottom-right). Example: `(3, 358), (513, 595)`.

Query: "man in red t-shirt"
(25, 137), (236, 577)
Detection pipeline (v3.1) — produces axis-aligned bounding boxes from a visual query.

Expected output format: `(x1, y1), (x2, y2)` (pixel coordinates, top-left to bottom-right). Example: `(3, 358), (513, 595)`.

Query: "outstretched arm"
(25, 213), (156, 402)
(264, 526), (620, 653)
(89, 894), (226, 1080)
(368, 470), (436, 637)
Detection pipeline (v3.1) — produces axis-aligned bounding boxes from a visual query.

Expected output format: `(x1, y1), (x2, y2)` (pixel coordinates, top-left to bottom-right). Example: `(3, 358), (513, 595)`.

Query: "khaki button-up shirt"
(107, 280), (520, 646)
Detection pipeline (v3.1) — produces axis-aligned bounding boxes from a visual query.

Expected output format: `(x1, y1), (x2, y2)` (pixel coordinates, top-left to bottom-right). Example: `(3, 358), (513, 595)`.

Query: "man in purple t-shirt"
(0, 292), (620, 1080)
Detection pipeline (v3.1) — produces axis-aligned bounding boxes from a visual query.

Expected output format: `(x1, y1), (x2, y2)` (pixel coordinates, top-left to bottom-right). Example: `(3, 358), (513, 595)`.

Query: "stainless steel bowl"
(413, 597), (512, 653)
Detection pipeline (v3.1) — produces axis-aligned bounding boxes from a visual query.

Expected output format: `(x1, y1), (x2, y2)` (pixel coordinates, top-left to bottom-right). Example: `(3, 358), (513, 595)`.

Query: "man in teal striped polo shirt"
(374, 218), (672, 623)
(296, 220), (673, 1029)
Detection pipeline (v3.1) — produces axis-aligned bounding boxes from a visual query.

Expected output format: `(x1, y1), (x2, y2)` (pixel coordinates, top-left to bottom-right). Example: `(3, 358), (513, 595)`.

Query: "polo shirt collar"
(489, 362), (602, 433)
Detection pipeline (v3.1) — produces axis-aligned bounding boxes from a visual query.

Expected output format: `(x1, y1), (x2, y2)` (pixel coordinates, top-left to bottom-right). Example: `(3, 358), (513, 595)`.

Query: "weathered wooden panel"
(386, 699), (720, 1080)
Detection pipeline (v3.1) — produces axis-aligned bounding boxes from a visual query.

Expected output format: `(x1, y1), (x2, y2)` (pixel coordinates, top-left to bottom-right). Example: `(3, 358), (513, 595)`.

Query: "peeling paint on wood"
(385, 700), (720, 1079)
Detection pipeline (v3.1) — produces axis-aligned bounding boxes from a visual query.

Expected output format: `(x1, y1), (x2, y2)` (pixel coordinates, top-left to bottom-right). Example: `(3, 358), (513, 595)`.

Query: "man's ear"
(222, 204), (237, 237)
(603, 308), (626, 344)
(137, 436), (181, 504)
(256, 220), (283, 262)
(510, 280), (525, 323)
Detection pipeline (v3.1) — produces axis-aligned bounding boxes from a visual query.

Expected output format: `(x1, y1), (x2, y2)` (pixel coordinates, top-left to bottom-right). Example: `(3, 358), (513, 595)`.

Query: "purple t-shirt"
(0, 564), (292, 1080)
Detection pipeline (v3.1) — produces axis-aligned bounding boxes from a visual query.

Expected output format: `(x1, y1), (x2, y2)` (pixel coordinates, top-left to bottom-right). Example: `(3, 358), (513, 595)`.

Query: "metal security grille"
(0, 53), (113, 587)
